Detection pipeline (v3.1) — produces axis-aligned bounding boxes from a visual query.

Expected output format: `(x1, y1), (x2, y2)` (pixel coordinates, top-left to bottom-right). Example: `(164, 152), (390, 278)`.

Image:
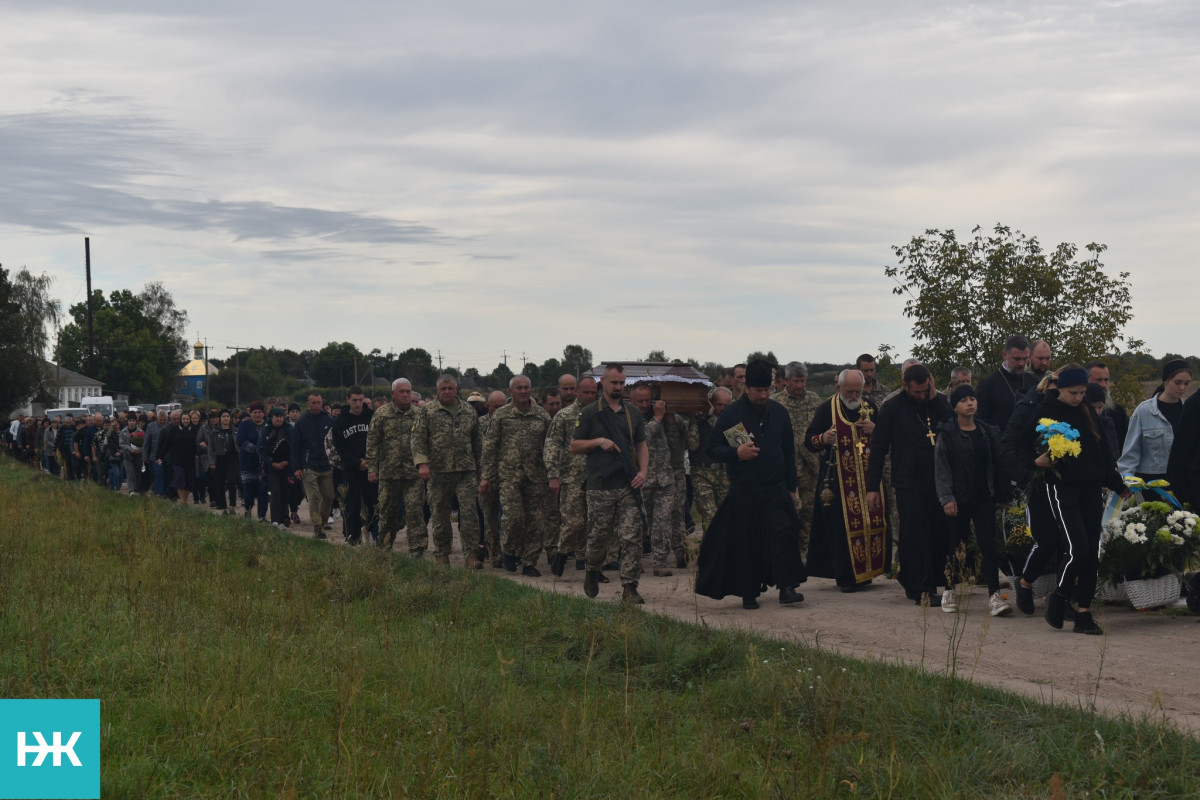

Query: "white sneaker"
(940, 588), (958, 613)
(989, 592), (1014, 617)
(332, 509), (341, 520)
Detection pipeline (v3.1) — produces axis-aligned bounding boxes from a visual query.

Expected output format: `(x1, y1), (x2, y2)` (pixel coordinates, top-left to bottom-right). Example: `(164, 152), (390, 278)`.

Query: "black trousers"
(1021, 485), (1061, 584)
(266, 470), (290, 525)
(948, 498), (1002, 594)
(342, 468), (378, 541)
(1033, 481), (1102, 607)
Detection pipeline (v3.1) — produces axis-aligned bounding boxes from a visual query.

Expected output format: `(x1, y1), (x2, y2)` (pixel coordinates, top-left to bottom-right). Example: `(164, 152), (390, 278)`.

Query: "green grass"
(2, 457), (1198, 798)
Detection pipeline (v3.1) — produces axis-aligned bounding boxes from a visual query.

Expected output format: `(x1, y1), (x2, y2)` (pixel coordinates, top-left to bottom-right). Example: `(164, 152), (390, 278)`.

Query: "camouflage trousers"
(428, 470), (481, 559)
(794, 468), (819, 556)
(480, 485), (501, 562)
(645, 484), (684, 568)
(691, 465), (729, 532)
(545, 487), (562, 556)
(585, 487), (644, 587)
(556, 479), (588, 559)
(499, 474), (553, 567)
(671, 468), (688, 533)
(377, 477), (427, 554)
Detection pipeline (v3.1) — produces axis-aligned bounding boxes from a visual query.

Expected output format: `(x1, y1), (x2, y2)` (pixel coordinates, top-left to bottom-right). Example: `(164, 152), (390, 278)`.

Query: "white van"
(80, 396), (115, 418)
(43, 407), (88, 421)
(156, 403), (182, 415)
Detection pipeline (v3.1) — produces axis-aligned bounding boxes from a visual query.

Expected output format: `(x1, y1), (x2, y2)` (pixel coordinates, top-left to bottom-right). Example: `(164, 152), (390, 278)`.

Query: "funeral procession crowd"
(8, 337), (1200, 635)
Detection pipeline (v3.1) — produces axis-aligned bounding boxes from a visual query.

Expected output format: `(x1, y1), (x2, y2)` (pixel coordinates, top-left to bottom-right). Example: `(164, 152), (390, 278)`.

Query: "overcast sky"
(3, 0), (1198, 374)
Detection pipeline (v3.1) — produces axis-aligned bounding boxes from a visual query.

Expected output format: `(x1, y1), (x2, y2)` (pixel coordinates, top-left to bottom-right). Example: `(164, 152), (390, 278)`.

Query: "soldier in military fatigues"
(366, 379), (427, 555)
(771, 361), (823, 554)
(631, 383), (686, 575)
(665, 410), (693, 544)
(480, 377), (553, 576)
(412, 375), (483, 567)
(477, 391), (506, 566)
(574, 364), (649, 604)
(544, 376), (598, 576)
(689, 387), (732, 532)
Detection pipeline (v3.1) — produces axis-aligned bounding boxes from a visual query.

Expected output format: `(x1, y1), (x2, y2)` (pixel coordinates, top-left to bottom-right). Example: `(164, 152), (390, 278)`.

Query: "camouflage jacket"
(770, 389), (822, 479)
(482, 401), (551, 482)
(664, 413), (691, 471)
(642, 416), (674, 489)
(411, 397), (481, 473)
(543, 400), (587, 486)
(863, 382), (891, 410)
(364, 401), (419, 481)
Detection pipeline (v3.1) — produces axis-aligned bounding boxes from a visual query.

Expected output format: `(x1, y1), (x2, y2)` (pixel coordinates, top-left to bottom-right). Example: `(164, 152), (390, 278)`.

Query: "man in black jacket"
(333, 385), (375, 545)
(976, 335), (1036, 430)
(293, 393), (335, 539)
(867, 364), (952, 606)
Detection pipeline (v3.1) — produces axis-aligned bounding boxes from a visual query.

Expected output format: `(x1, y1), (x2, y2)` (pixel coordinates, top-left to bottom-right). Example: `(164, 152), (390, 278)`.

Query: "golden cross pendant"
(926, 429), (937, 446)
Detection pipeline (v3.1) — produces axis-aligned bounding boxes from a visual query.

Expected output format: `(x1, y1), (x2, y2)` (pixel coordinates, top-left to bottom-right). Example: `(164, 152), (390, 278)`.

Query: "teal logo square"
(0, 699), (100, 799)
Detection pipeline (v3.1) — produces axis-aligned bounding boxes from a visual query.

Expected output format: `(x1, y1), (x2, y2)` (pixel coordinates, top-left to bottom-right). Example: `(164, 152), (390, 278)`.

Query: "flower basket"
(1099, 498), (1200, 589)
(1123, 575), (1181, 611)
(1093, 581), (1126, 603)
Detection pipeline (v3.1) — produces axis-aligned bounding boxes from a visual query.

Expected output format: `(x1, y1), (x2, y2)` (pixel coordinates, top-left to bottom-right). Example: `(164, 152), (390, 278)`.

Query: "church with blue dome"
(176, 341), (219, 400)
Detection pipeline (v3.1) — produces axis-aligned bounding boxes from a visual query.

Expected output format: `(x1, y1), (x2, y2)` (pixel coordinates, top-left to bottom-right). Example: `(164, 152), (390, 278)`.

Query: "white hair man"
(366, 378), (428, 554)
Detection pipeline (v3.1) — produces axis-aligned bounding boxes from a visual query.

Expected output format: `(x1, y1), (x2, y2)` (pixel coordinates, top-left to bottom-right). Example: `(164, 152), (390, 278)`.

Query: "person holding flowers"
(1118, 358), (1192, 483)
(1017, 366), (1129, 634)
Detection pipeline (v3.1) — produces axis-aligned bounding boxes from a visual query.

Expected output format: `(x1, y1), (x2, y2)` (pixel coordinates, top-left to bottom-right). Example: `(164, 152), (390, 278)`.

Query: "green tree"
(208, 370), (262, 408)
(244, 350), (285, 397)
(745, 351), (778, 366)
(646, 349), (668, 362)
(539, 357), (562, 380)
(561, 344), (593, 377)
(489, 362), (514, 388)
(54, 288), (179, 401)
(0, 266), (46, 413)
(310, 341), (364, 388)
(521, 362), (540, 385)
(886, 225), (1140, 375)
(395, 348), (437, 387)
(138, 281), (189, 362)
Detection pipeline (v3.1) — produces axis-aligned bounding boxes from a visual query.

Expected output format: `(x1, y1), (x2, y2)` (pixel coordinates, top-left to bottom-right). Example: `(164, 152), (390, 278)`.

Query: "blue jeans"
(242, 477), (268, 519)
(108, 462), (123, 491)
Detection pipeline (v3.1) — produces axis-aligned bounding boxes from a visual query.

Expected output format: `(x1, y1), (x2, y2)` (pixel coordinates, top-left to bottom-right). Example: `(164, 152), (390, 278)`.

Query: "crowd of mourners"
(4, 336), (1198, 632)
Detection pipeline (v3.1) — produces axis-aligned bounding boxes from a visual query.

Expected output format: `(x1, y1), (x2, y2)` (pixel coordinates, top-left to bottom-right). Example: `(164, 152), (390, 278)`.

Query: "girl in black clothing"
(260, 408), (292, 527)
(1018, 367), (1129, 635)
(207, 411), (239, 513)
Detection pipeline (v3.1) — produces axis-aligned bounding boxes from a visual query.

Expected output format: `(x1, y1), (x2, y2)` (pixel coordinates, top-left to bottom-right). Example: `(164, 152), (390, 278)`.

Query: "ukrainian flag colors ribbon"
(1123, 475), (1183, 509)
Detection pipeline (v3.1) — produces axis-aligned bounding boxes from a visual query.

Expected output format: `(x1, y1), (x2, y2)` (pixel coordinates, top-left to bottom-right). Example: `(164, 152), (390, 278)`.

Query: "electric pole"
(226, 345), (253, 408)
(84, 237), (95, 378)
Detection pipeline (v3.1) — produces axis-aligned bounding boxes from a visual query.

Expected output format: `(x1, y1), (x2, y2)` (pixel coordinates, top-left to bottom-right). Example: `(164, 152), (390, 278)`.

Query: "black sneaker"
(503, 554), (518, 573)
(1045, 590), (1065, 629)
(575, 558), (586, 571)
(584, 570), (600, 598)
(521, 564), (541, 578)
(314, 530), (327, 541)
(549, 552), (567, 577)
(742, 595), (760, 610)
(1063, 602), (1078, 622)
(1073, 610), (1103, 635)
(779, 586), (804, 604)
(1016, 582), (1035, 615)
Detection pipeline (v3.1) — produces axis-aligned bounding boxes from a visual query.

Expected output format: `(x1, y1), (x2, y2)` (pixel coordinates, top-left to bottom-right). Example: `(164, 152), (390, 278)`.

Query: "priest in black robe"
(805, 369), (889, 592)
(866, 364), (953, 606)
(696, 360), (807, 609)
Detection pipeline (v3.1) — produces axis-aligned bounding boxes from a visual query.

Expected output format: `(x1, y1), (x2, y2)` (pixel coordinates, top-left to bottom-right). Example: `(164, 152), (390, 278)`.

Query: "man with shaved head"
(366, 378), (427, 555)
(557, 374), (578, 406)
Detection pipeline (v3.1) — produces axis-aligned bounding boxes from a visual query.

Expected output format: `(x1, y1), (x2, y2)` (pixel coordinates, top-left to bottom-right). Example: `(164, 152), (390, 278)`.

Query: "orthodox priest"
(696, 359), (807, 609)
(805, 369), (890, 592)
(866, 364), (953, 606)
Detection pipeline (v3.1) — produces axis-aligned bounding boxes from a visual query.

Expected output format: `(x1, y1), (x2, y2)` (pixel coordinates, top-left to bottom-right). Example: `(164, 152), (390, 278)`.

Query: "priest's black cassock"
(804, 396), (890, 590)
(695, 393), (807, 601)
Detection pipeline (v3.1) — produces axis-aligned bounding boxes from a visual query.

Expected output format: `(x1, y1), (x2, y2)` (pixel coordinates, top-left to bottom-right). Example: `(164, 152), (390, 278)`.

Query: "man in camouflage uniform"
(573, 363), (649, 604)
(413, 374), (483, 567)
(857, 353), (891, 409)
(480, 375), (553, 577)
(366, 378), (427, 555)
(689, 387), (732, 532)
(545, 376), (598, 576)
(664, 406), (693, 544)
(771, 361), (823, 553)
(557, 373), (578, 406)
(477, 390), (506, 566)
(632, 382), (686, 576)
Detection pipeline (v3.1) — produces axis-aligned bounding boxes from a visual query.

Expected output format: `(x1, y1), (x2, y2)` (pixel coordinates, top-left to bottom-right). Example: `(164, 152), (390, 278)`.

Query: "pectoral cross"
(925, 428), (937, 446)
(855, 439), (866, 458)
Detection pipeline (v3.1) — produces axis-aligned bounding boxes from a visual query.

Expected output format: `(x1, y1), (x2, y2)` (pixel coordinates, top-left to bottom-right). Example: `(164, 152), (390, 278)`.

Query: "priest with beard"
(866, 364), (953, 606)
(805, 369), (890, 592)
(696, 359), (807, 609)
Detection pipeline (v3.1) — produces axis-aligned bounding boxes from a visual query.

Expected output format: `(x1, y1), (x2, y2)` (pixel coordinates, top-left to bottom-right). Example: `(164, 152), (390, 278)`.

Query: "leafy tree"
(208, 369), (262, 408)
(646, 349), (668, 362)
(310, 341), (364, 387)
(138, 281), (189, 362)
(886, 224), (1140, 375)
(489, 362), (514, 388)
(697, 361), (724, 382)
(245, 350), (285, 396)
(395, 348), (437, 387)
(745, 351), (778, 366)
(539, 358), (562, 380)
(561, 344), (593, 378)
(54, 288), (180, 401)
(0, 266), (46, 413)
(521, 362), (540, 385)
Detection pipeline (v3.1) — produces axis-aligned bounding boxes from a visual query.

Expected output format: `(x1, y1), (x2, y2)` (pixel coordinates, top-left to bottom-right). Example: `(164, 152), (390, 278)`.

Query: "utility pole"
(84, 237), (95, 378)
(521, 352), (527, 369)
(437, 350), (443, 371)
(202, 337), (209, 407)
(226, 345), (253, 408)
(502, 350), (508, 366)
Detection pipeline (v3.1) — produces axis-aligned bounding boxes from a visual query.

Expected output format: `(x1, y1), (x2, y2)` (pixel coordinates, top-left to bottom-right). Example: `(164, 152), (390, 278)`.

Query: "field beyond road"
(3, 459), (1199, 798)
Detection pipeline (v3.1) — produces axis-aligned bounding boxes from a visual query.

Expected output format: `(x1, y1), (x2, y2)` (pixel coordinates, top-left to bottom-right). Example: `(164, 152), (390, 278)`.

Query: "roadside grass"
(2, 458), (1198, 798)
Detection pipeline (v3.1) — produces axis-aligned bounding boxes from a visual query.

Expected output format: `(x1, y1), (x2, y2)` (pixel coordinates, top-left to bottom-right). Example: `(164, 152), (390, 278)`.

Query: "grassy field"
(2, 458), (1198, 798)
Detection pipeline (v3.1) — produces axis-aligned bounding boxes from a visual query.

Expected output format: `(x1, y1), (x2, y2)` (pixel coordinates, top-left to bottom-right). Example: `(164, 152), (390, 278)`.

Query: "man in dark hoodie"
(293, 392), (335, 539)
(333, 386), (375, 545)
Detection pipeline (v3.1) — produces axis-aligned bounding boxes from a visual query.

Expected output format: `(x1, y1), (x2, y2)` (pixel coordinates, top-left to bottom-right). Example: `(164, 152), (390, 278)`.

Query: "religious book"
(723, 423), (755, 448)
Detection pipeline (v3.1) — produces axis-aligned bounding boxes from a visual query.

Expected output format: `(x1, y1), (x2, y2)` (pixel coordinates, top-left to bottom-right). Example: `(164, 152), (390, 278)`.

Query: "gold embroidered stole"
(832, 397), (887, 581)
